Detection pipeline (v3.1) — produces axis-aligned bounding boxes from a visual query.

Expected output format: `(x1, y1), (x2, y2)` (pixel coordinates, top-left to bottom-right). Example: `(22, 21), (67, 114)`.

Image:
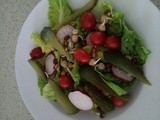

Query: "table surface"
(0, 0), (159, 120)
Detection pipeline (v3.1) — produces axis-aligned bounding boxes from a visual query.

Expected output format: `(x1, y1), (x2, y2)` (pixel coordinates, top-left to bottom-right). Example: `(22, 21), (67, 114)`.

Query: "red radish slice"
(56, 25), (74, 44)
(112, 66), (134, 82)
(45, 54), (55, 75)
(68, 91), (93, 111)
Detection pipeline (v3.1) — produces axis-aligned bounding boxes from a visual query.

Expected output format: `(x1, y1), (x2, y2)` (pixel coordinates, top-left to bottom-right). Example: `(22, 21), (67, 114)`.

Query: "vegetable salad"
(28, 0), (151, 118)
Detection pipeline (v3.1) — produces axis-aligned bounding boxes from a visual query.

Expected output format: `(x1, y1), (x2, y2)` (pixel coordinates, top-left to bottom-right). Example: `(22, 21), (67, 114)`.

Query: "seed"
(72, 29), (79, 35)
(61, 60), (67, 68)
(71, 35), (79, 43)
(89, 59), (96, 66)
(97, 62), (105, 70)
(100, 15), (109, 24)
(98, 21), (106, 32)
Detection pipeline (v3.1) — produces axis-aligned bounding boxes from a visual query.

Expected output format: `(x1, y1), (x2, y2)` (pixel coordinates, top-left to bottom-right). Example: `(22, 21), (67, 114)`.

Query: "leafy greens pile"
(29, 0), (151, 118)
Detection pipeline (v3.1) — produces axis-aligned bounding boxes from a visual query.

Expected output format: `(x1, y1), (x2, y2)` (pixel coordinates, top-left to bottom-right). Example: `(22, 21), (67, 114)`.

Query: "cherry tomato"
(89, 31), (107, 46)
(59, 74), (73, 88)
(111, 96), (126, 107)
(73, 48), (90, 63)
(30, 47), (44, 59)
(80, 12), (96, 30)
(105, 36), (121, 49)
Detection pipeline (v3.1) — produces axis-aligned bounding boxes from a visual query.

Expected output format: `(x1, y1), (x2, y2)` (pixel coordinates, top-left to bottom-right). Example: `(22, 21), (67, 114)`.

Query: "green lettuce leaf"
(93, 0), (124, 36)
(67, 62), (81, 87)
(95, 69), (127, 96)
(38, 77), (47, 96)
(95, 67), (133, 93)
(107, 11), (124, 36)
(31, 33), (54, 54)
(103, 81), (127, 96)
(43, 83), (56, 101)
(121, 25), (151, 65)
(48, 0), (73, 28)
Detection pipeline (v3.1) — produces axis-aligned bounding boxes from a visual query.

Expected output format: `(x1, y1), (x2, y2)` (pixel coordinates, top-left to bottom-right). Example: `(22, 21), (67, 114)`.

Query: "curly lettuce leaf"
(93, 0), (124, 36)
(31, 33), (54, 54)
(93, 0), (150, 65)
(121, 25), (151, 65)
(107, 11), (124, 36)
(67, 62), (81, 87)
(38, 77), (47, 96)
(48, 0), (73, 28)
(43, 83), (56, 101)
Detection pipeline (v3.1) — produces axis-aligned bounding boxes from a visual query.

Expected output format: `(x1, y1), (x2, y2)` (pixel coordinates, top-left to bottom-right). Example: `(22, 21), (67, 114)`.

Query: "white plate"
(15, 0), (160, 120)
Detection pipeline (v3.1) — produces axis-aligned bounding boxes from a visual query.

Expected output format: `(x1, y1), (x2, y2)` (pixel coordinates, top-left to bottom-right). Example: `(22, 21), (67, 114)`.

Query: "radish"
(45, 54), (56, 75)
(56, 25), (74, 44)
(112, 66), (134, 82)
(68, 91), (93, 111)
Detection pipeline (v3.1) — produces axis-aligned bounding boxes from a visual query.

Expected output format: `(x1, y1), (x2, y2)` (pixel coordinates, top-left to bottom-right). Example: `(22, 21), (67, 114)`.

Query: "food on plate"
(28, 0), (151, 118)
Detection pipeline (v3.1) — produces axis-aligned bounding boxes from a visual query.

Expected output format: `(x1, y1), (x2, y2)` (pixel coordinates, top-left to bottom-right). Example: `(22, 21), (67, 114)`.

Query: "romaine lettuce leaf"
(38, 77), (47, 96)
(121, 25), (151, 65)
(48, 0), (73, 28)
(31, 33), (54, 54)
(107, 11), (124, 36)
(43, 83), (56, 101)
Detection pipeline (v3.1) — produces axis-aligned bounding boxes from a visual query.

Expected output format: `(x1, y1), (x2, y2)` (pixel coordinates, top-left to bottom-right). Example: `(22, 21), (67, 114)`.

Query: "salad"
(28, 0), (151, 118)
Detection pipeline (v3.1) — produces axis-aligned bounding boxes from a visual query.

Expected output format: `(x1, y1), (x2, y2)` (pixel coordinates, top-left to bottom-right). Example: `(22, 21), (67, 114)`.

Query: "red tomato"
(30, 47), (44, 59)
(111, 97), (126, 107)
(73, 48), (90, 63)
(59, 74), (73, 88)
(80, 12), (96, 30)
(105, 36), (121, 49)
(89, 31), (107, 46)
